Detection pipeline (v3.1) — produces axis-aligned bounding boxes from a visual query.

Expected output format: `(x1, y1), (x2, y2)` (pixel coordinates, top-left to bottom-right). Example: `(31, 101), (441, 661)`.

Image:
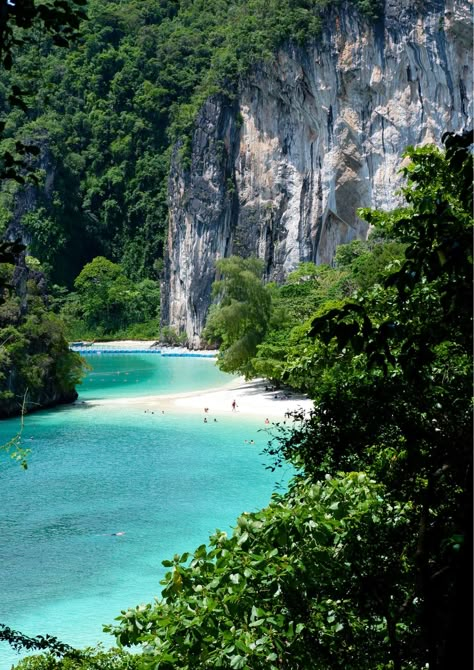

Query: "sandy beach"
(75, 341), (314, 419)
(82, 377), (313, 420)
(74, 340), (313, 420)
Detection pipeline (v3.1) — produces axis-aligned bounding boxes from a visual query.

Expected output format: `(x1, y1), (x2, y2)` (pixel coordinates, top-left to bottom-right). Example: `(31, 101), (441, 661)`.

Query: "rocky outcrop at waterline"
(0, 253), (81, 419)
(162, 0), (473, 348)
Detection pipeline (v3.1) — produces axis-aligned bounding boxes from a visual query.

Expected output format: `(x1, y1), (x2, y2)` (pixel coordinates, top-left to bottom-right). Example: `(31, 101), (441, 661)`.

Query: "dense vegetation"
(13, 646), (139, 670)
(58, 256), (161, 340)
(1, 0), (380, 290)
(203, 237), (407, 386)
(0, 255), (83, 418)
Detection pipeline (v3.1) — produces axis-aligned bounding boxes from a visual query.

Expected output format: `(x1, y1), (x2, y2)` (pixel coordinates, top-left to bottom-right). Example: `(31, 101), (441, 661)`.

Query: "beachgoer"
(250, 439), (255, 445)
(213, 418), (218, 422)
(204, 407), (209, 413)
(204, 417), (208, 423)
(264, 418), (270, 424)
(111, 532), (125, 536)
(232, 400), (237, 411)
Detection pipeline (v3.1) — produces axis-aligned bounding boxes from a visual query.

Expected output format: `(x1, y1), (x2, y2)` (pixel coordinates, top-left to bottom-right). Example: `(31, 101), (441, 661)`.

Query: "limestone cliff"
(163, 0), (473, 348)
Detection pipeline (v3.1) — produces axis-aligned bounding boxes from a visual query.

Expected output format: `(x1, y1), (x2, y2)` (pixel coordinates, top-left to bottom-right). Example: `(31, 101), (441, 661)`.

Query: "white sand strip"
(79, 378), (313, 420)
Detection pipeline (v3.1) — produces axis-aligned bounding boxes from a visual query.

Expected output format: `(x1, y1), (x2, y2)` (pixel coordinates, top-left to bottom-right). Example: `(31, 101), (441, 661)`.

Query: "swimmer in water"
(111, 532), (125, 536)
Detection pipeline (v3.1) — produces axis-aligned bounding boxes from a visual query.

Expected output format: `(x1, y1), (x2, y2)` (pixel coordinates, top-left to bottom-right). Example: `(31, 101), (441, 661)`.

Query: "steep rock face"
(0, 375), (78, 420)
(5, 142), (55, 248)
(164, 0), (473, 347)
(0, 147), (79, 417)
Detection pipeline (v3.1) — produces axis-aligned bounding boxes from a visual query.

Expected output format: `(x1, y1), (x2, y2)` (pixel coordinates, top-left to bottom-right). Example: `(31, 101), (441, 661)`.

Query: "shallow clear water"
(0, 357), (289, 668)
(77, 353), (233, 399)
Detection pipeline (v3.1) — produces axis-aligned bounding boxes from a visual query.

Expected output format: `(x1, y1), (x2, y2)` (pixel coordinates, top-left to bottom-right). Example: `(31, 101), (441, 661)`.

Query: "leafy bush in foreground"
(108, 473), (415, 670)
(13, 646), (139, 670)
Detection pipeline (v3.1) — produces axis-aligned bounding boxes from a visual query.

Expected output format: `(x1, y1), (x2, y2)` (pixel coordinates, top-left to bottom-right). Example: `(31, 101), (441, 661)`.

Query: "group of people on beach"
(201, 400), (238, 419)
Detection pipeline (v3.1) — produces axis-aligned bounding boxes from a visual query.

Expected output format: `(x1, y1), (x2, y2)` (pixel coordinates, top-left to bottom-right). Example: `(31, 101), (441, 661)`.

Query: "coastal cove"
(0, 0), (469, 663)
(0, 354), (299, 668)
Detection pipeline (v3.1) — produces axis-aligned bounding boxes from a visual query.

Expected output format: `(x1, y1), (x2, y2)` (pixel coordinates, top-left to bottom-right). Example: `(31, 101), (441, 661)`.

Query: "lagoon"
(76, 352), (233, 400)
(0, 356), (289, 668)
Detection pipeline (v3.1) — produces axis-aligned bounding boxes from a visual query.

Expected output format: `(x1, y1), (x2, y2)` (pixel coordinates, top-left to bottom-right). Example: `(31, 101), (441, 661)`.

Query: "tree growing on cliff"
(203, 256), (272, 378)
(0, 261), (83, 418)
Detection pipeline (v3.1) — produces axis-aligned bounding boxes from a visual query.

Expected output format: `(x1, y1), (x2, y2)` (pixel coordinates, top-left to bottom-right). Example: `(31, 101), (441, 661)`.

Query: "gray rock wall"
(163, 0), (473, 348)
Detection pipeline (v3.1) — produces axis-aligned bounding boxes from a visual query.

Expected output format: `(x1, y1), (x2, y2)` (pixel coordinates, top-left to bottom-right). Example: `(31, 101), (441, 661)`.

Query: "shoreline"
(73, 340), (313, 420)
(73, 340), (219, 356)
(76, 377), (314, 420)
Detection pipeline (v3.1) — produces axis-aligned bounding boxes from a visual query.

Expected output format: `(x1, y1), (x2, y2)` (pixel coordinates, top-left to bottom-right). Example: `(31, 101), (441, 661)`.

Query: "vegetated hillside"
(0, 0), (380, 288)
(0, 253), (83, 418)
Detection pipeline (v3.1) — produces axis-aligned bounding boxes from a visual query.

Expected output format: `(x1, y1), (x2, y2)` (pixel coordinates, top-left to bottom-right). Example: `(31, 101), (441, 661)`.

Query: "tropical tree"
(203, 256), (272, 377)
(12, 645), (139, 670)
(73, 256), (124, 330)
(69, 256), (160, 336)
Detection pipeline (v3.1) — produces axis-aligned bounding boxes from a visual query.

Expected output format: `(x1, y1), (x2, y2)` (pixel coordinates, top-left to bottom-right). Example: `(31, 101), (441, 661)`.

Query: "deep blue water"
(0, 356), (289, 668)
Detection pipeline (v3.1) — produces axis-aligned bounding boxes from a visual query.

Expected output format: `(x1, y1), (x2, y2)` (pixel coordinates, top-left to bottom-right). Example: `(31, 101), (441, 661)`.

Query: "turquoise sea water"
(0, 356), (289, 668)
(76, 352), (233, 399)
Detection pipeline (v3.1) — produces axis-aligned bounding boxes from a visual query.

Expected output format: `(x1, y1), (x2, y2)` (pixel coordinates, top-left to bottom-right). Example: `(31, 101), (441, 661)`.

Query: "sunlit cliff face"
(163, 0), (473, 347)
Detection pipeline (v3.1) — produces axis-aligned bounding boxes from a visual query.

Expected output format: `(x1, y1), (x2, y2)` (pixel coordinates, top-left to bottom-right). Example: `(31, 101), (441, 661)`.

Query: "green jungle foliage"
(58, 256), (160, 339)
(204, 236), (406, 383)
(108, 473), (414, 670)
(203, 256), (272, 376)
(100, 135), (471, 670)
(0, 259), (84, 418)
(0, 0), (381, 288)
(13, 646), (140, 670)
